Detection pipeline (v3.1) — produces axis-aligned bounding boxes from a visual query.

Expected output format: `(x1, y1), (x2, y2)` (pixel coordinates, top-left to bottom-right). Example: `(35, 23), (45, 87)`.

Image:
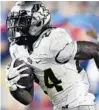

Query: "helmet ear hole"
(36, 21), (42, 27)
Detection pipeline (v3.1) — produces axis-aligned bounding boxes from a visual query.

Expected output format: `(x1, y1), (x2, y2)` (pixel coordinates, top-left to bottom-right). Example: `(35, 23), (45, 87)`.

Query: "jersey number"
(44, 68), (63, 92)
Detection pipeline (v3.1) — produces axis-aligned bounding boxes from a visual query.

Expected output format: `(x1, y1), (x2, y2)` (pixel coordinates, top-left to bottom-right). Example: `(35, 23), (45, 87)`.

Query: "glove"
(6, 59), (29, 91)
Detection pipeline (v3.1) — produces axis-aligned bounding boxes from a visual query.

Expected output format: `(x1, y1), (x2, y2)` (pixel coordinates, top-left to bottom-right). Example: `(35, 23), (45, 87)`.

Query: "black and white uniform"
(9, 28), (96, 110)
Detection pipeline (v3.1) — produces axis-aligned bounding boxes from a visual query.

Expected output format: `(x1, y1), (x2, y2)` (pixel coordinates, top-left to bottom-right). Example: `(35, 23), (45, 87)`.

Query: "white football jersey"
(10, 28), (95, 109)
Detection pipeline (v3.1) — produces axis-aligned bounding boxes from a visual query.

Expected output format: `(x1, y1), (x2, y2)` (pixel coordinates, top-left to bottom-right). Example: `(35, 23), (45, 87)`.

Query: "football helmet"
(6, 1), (51, 42)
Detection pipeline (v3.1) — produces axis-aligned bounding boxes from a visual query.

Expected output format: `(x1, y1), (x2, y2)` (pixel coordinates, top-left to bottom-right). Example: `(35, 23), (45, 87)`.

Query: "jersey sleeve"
(49, 28), (77, 62)
(50, 28), (72, 51)
(55, 42), (77, 63)
(9, 43), (29, 60)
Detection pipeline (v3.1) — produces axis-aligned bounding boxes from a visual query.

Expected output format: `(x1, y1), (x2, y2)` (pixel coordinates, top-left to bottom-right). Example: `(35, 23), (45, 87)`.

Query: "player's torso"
(29, 28), (95, 108)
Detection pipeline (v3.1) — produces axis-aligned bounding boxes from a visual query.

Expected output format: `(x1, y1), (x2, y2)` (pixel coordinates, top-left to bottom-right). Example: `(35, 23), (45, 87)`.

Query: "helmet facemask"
(6, 10), (32, 42)
(6, 2), (51, 42)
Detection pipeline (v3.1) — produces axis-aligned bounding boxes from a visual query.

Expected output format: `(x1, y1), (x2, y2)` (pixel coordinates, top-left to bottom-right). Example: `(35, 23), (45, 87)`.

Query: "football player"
(6, 1), (99, 110)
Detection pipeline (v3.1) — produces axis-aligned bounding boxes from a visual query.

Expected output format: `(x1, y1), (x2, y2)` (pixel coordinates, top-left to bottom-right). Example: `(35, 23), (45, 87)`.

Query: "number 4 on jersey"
(44, 68), (63, 92)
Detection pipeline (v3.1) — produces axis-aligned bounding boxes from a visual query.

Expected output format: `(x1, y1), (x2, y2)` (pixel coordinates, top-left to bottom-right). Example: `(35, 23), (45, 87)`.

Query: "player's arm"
(6, 61), (34, 105)
(6, 43), (33, 105)
(55, 40), (99, 69)
(75, 41), (99, 69)
(10, 87), (33, 105)
(50, 28), (99, 69)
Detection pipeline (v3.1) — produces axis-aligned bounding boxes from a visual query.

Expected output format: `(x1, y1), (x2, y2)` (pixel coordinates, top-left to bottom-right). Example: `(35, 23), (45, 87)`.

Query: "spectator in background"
(1, 26), (9, 62)
(1, 1), (15, 62)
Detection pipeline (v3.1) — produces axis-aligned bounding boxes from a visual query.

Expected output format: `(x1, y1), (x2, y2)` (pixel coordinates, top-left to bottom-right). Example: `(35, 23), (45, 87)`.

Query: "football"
(13, 58), (34, 89)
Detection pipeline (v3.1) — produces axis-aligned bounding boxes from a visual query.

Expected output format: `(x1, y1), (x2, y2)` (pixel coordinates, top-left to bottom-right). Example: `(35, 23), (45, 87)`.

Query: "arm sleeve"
(55, 42), (77, 63)
(49, 28), (72, 54)
(49, 28), (76, 63)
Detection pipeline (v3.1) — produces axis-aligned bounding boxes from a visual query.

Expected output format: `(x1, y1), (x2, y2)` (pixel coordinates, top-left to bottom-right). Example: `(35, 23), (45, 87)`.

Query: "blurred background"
(1, 1), (99, 110)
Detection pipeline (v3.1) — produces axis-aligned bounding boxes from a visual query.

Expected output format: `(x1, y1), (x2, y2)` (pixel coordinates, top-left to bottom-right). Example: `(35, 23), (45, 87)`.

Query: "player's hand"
(5, 60), (29, 91)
